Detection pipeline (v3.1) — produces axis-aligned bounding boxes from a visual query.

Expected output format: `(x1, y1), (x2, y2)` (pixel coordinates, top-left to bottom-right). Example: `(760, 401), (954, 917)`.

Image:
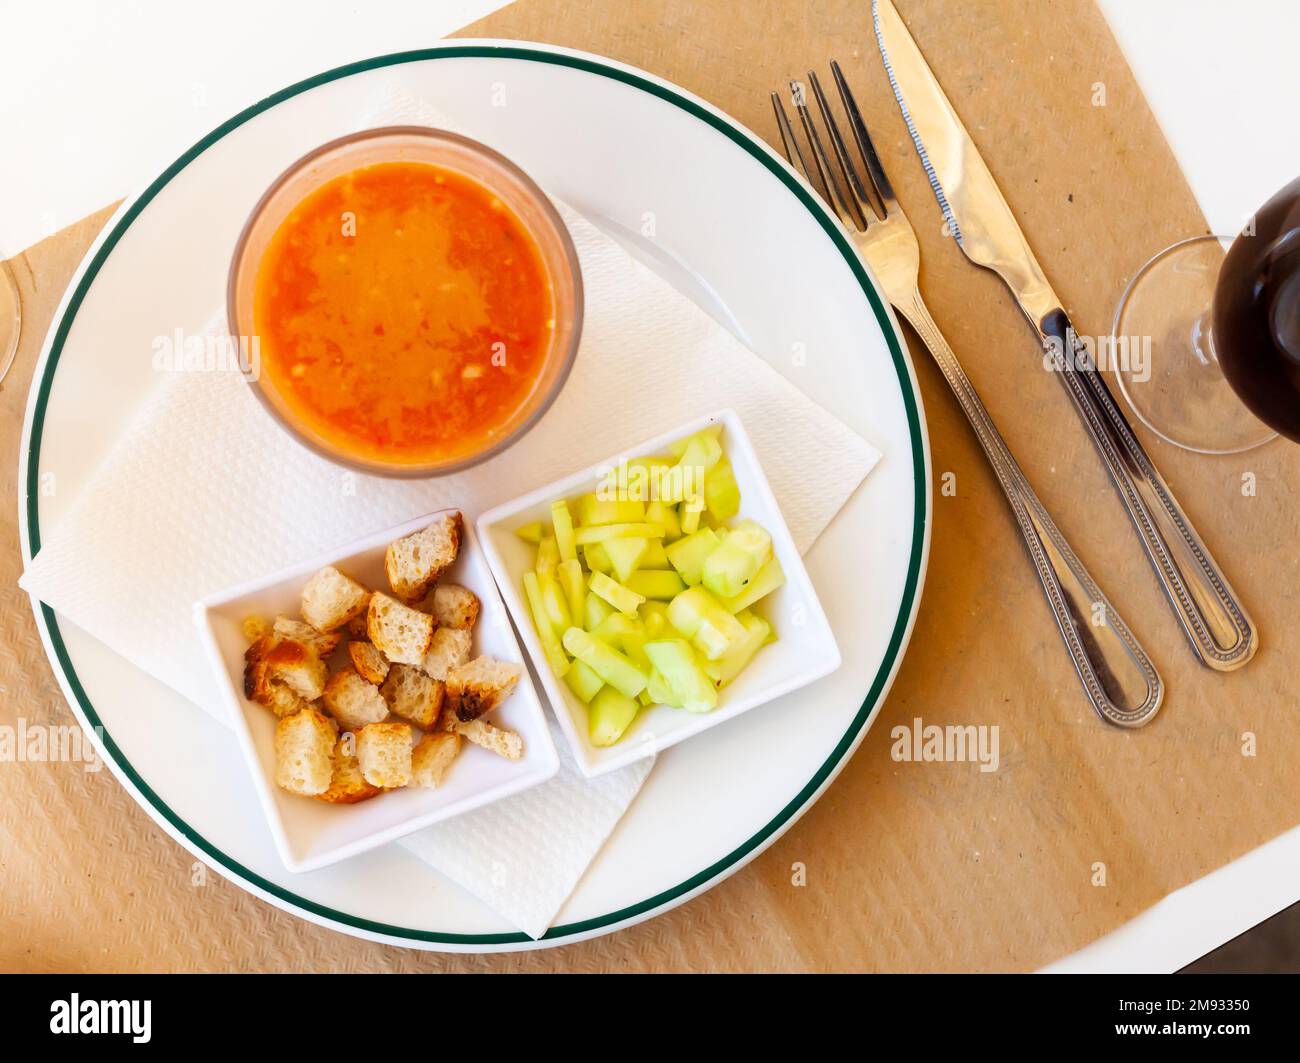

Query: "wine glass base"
(1112, 235), (1277, 455)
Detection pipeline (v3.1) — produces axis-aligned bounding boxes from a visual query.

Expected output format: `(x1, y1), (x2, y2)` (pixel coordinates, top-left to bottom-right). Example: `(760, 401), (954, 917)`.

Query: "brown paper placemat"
(3, 0), (1297, 972)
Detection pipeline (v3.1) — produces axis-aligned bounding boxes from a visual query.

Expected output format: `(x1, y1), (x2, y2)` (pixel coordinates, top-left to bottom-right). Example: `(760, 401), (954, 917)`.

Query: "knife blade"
(872, 0), (1257, 671)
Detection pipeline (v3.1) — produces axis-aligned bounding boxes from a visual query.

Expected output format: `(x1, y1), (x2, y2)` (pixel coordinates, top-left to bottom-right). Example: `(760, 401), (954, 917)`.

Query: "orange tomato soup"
(254, 161), (555, 466)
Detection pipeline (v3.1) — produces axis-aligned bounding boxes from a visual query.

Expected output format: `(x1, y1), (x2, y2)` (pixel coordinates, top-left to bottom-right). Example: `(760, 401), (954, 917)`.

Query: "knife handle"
(903, 292), (1162, 726)
(1040, 309), (1258, 671)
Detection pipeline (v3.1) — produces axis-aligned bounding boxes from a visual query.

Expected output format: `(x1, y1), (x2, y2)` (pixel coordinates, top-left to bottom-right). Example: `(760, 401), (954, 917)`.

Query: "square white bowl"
(195, 510), (559, 873)
(478, 409), (841, 778)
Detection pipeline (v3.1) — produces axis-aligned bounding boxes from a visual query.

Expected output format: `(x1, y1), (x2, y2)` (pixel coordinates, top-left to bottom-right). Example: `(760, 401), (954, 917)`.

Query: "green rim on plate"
(23, 44), (928, 946)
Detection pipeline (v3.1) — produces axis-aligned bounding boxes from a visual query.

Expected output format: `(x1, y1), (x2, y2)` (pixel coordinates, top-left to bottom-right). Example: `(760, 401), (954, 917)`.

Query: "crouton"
(410, 731), (461, 788)
(381, 664), (445, 728)
(301, 565), (370, 632)
(322, 668), (389, 730)
(427, 583), (480, 630)
(274, 615), (342, 657)
(385, 512), (462, 602)
(314, 734), (382, 804)
(420, 626), (472, 680)
(241, 614), (270, 641)
(346, 606), (371, 640)
(356, 721), (413, 788)
(367, 592), (434, 665)
(348, 641), (390, 685)
(439, 706), (523, 761)
(447, 656), (522, 722)
(244, 635), (326, 710)
(245, 660), (314, 718)
(274, 709), (338, 795)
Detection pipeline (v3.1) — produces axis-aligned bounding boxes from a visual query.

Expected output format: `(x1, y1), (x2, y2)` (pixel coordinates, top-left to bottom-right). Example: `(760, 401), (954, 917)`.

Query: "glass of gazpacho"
(228, 127), (582, 476)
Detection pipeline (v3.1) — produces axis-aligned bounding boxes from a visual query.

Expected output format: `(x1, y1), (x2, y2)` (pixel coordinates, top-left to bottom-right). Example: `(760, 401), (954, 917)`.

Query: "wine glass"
(1112, 174), (1300, 454)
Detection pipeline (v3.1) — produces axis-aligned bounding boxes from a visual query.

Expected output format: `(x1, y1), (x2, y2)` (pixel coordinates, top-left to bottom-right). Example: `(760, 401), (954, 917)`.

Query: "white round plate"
(19, 41), (930, 951)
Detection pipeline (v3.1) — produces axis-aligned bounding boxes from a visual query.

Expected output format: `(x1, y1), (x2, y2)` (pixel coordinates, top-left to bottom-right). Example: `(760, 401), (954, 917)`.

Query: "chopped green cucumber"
(720, 556), (786, 613)
(639, 538), (671, 569)
(584, 590), (614, 631)
(557, 558), (586, 624)
(675, 433), (723, 476)
(701, 611), (770, 685)
(645, 501), (681, 542)
(702, 520), (772, 598)
(538, 569), (572, 632)
(577, 494), (645, 526)
(680, 502), (703, 535)
(603, 537), (647, 582)
(562, 627), (648, 698)
(640, 601), (671, 638)
(625, 569), (687, 601)
(535, 535), (559, 577)
(514, 520), (545, 544)
(587, 686), (641, 747)
(644, 639), (718, 713)
(665, 527), (721, 586)
(704, 458), (741, 522)
(668, 425), (724, 459)
(667, 586), (749, 660)
(523, 571), (569, 677)
(564, 659), (604, 703)
(589, 571), (646, 616)
(584, 542), (612, 575)
(551, 499), (577, 562)
(574, 522), (665, 545)
(646, 667), (676, 706)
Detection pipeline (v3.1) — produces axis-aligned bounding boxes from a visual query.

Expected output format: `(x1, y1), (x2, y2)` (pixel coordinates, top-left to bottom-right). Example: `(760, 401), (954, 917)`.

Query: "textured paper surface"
(4, 0), (1300, 972)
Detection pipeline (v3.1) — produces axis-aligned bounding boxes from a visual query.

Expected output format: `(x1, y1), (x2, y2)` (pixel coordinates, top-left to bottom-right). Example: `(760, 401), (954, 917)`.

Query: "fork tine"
(770, 92), (813, 185)
(790, 79), (860, 230)
(806, 70), (873, 227)
(830, 59), (897, 212)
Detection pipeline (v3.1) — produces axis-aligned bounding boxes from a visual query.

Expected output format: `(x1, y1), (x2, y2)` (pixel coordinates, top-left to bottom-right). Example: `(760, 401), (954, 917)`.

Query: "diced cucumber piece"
(702, 520), (772, 598)
(704, 457), (741, 523)
(646, 668), (676, 706)
(584, 590), (614, 631)
(639, 539), (671, 569)
(584, 542), (612, 575)
(551, 499), (577, 562)
(644, 639), (718, 713)
(625, 569), (687, 601)
(701, 611), (770, 685)
(564, 659), (604, 703)
(638, 689), (655, 707)
(645, 501), (681, 543)
(603, 537), (647, 582)
(535, 535), (559, 577)
(667, 425), (723, 458)
(562, 627), (648, 699)
(523, 571), (569, 677)
(589, 571), (646, 616)
(720, 556), (786, 613)
(577, 493), (646, 526)
(667, 586), (748, 660)
(593, 612), (647, 667)
(675, 433), (723, 476)
(640, 601), (671, 638)
(680, 501), (703, 535)
(587, 686), (641, 747)
(665, 527), (721, 586)
(514, 520), (545, 544)
(557, 558), (586, 624)
(574, 522), (665, 545)
(538, 569), (572, 632)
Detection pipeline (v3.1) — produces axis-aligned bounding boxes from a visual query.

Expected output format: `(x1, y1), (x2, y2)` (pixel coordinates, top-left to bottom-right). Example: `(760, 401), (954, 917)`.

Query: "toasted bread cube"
(427, 584), (480, 630)
(368, 592), (435, 666)
(420, 626), (472, 680)
(301, 565), (370, 632)
(244, 635), (327, 704)
(241, 614), (271, 641)
(315, 734), (383, 804)
(411, 731), (461, 788)
(346, 607), (371, 640)
(356, 721), (414, 788)
(244, 661), (314, 718)
(385, 512), (462, 603)
(274, 709), (338, 796)
(439, 706), (523, 761)
(322, 668), (389, 730)
(447, 656), (522, 722)
(274, 616), (342, 658)
(381, 663), (445, 728)
(348, 641), (391, 685)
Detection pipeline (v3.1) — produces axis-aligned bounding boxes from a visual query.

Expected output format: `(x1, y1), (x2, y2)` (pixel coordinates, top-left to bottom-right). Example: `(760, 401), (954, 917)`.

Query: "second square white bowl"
(478, 409), (841, 778)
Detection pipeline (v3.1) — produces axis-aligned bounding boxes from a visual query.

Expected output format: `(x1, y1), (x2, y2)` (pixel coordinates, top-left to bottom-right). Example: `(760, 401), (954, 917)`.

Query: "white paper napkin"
(20, 94), (881, 937)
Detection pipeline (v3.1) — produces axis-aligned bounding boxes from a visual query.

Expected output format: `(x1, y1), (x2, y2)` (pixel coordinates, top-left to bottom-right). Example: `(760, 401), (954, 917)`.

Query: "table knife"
(872, 0), (1257, 671)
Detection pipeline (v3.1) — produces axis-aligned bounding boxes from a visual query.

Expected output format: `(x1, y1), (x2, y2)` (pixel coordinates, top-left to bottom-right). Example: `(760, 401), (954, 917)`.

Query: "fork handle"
(901, 291), (1163, 726)
(1039, 309), (1257, 671)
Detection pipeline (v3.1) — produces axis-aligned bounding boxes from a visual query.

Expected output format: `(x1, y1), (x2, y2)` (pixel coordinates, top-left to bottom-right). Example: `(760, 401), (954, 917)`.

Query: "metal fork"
(772, 64), (1163, 727)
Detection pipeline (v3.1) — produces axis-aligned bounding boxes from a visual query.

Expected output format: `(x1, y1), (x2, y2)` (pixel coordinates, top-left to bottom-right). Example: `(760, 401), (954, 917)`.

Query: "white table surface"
(3, 0), (1298, 972)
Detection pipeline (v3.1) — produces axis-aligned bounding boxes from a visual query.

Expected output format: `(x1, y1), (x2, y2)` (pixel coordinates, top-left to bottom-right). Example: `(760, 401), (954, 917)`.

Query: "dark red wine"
(1213, 175), (1300, 442)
